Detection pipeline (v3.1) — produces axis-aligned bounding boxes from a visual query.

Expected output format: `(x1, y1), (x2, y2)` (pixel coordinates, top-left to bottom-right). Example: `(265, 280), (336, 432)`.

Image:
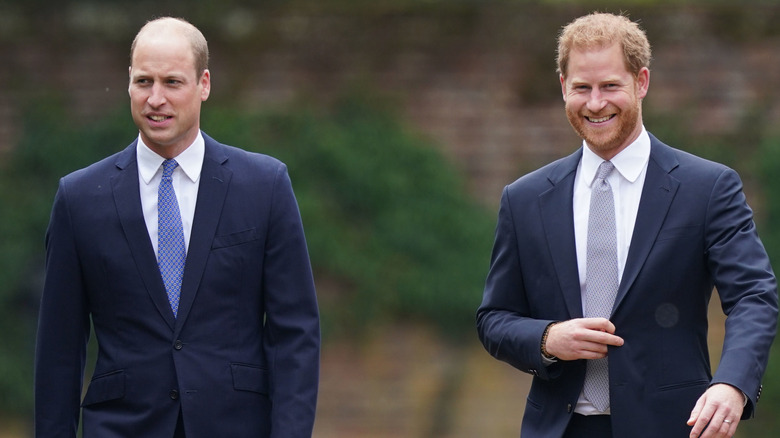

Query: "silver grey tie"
(583, 160), (618, 412)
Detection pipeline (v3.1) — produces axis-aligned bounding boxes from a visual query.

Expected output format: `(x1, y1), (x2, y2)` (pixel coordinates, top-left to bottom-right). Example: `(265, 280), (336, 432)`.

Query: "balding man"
(35, 17), (320, 438)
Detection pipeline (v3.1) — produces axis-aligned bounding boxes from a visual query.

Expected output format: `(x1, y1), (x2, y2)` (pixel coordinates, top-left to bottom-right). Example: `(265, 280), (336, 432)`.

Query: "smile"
(148, 115), (171, 122)
(586, 115), (615, 123)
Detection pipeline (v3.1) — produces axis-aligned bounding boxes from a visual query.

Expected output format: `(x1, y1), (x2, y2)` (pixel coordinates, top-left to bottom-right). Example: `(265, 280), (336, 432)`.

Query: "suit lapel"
(540, 150), (584, 319)
(111, 142), (176, 330)
(612, 136), (680, 315)
(175, 135), (231, 332)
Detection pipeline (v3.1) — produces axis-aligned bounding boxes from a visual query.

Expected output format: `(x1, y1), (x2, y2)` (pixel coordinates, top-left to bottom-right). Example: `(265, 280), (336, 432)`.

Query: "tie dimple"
(583, 160), (618, 412)
(157, 159), (185, 318)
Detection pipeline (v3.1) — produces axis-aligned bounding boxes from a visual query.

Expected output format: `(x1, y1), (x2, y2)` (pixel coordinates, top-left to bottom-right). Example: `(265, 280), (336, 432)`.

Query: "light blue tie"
(158, 159), (186, 318)
(583, 161), (619, 412)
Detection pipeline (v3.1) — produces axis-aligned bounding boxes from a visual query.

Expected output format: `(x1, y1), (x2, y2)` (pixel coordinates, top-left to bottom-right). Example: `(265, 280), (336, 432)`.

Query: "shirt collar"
(581, 126), (650, 187)
(137, 132), (205, 185)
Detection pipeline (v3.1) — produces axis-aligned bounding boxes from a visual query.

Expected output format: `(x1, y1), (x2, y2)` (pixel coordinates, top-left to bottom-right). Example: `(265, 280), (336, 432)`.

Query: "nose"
(586, 89), (607, 113)
(147, 83), (167, 107)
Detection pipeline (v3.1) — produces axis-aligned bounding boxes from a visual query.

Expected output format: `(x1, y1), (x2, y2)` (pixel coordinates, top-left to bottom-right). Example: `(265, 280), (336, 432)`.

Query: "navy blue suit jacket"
(477, 134), (777, 437)
(35, 133), (320, 438)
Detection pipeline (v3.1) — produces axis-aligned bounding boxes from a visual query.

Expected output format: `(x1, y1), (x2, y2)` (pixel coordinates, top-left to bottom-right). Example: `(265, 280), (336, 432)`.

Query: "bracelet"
(541, 322), (558, 360)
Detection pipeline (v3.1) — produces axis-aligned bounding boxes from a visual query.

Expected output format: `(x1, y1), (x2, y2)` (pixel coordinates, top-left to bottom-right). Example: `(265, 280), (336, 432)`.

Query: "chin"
(585, 136), (621, 152)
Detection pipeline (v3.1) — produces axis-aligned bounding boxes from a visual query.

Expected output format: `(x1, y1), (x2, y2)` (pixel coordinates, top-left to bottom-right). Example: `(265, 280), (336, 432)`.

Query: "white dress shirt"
(137, 133), (204, 256)
(572, 127), (651, 414)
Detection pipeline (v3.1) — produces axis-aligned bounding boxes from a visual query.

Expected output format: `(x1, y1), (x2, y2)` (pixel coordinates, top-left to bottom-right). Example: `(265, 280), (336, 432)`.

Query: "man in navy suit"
(34, 17), (320, 437)
(477, 12), (777, 438)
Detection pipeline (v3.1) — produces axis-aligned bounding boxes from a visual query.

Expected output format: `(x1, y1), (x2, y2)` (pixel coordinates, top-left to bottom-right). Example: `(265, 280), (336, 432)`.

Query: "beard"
(566, 98), (641, 156)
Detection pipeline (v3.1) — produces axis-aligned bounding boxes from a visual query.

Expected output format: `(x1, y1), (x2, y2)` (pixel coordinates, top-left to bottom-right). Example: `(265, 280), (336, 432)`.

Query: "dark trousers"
(563, 414), (612, 438)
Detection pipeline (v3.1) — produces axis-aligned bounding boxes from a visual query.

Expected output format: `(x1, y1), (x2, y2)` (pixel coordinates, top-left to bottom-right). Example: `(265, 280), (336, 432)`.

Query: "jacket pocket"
(81, 370), (126, 406)
(658, 378), (710, 392)
(231, 363), (269, 395)
(212, 228), (258, 249)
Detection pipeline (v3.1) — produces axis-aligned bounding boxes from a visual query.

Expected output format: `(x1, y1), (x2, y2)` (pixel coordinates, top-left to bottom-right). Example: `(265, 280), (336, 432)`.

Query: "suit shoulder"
(679, 150), (731, 174)
(652, 138), (734, 181)
(60, 145), (132, 186)
(204, 138), (295, 193)
(211, 140), (287, 173)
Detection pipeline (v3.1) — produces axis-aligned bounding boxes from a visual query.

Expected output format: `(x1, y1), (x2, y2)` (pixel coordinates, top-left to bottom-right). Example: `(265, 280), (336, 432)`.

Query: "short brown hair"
(556, 12), (651, 77)
(130, 17), (209, 77)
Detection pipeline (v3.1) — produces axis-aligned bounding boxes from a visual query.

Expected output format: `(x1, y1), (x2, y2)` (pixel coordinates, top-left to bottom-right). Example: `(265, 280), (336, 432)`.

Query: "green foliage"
(204, 94), (494, 338)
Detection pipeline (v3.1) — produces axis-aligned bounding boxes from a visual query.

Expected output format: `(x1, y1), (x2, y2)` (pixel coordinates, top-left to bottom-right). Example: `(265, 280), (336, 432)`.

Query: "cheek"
(128, 91), (145, 107)
(564, 97), (582, 114)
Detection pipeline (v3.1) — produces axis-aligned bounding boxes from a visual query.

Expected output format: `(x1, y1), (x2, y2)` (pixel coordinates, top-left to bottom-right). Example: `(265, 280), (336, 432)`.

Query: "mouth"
(147, 114), (172, 123)
(585, 114), (615, 124)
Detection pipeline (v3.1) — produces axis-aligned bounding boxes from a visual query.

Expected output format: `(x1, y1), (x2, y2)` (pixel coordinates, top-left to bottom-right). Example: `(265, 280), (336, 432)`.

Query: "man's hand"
(688, 383), (744, 438)
(543, 318), (624, 361)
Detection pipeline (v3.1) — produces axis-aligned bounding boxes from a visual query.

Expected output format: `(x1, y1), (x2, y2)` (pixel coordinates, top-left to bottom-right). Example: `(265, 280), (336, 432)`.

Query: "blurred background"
(3, 0), (780, 436)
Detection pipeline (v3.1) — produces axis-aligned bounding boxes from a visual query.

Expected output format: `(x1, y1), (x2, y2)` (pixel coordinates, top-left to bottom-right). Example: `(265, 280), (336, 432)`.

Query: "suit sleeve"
(476, 186), (560, 380)
(262, 164), (320, 438)
(34, 180), (91, 438)
(705, 168), (778, 418)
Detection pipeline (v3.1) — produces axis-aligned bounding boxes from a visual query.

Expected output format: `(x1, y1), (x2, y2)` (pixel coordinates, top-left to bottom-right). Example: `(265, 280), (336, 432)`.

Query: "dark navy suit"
(35, 133), (320, 437)
(477, 134), (777, 437)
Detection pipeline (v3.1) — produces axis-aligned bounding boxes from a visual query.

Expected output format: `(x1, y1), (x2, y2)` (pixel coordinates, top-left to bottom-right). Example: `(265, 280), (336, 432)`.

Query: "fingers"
(687, 394), (705, 428)
(718, 418), (738, 438)
(544, 318), (624, 361)
(585, 317), (617, 334)
(688, 413), (738, 438)
(595, 330), (624, 347)
(688, 385), (743, 438)
(572, 318), (624, 348)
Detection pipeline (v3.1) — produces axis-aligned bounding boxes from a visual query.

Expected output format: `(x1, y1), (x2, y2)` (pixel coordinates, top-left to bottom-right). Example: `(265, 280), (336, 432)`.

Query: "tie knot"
(596, 161), (614, 181)
(162, 159), (179, 179)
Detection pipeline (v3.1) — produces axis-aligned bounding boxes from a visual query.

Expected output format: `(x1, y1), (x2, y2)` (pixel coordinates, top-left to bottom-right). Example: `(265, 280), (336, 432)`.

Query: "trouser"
(563, 414), (612, 437)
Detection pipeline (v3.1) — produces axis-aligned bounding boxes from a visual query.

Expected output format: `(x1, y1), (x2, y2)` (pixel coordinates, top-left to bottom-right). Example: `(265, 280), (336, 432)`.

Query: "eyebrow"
(569, 76), (627, 86)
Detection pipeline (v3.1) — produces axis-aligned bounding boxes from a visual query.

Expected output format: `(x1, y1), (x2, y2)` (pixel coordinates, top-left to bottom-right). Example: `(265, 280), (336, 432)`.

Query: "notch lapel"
(111, 142), (176, 330)
(539, 150), (584, 319)
(612, 137), (680, 315)
(174, 137), (232, 332)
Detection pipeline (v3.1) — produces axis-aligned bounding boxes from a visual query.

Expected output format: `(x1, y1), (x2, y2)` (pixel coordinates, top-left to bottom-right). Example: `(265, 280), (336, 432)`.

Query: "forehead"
(566, 43), (631, 81)
(131, 32), (196, 76)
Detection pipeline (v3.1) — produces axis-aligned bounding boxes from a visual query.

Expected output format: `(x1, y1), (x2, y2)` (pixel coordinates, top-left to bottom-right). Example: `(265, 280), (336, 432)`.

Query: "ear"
(128, 66), (132, 95)
(200, 69), (211, 101)
(559, 74), (567, 102)
(635, 67), (650, 99)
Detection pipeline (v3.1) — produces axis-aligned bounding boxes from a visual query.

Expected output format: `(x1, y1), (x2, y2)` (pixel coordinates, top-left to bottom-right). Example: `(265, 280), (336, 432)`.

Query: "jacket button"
(170, 390), (179, 400)
(174, 340), (183, 350)
(567, 403), (573, 413)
